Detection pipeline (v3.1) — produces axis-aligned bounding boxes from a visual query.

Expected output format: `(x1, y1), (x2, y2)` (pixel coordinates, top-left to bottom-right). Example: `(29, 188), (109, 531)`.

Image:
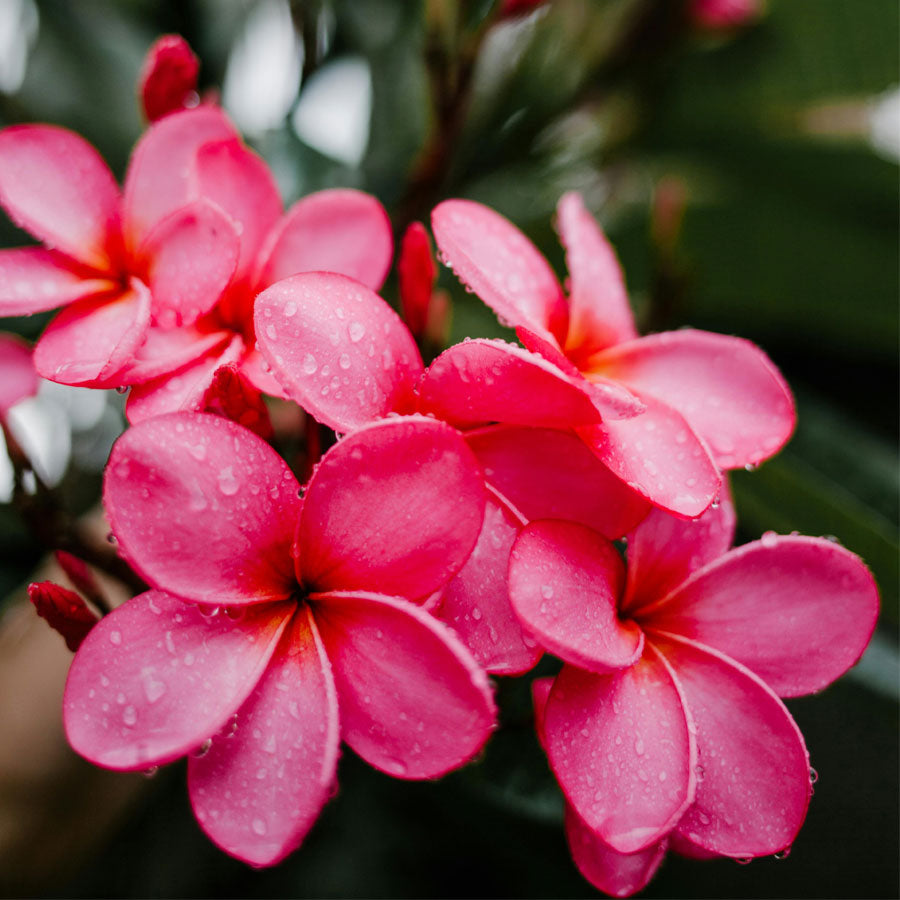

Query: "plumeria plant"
(0, 7), (891, 899)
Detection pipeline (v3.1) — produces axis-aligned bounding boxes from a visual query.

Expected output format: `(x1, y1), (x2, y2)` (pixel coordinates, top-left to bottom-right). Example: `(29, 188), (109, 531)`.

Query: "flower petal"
(137, 199), (240, 327)
(650, 632), (811, 858)
(63, 590), (291, 769)
(201, 363), (274, 440)
(509, 520), (642, 672)
(649, 536), (879, 697)
(431, 199), (568, 344)
(544, 647), (695, 853)
(139, 34), (200, 122)
(0, 125), (120, 271)
(118, 323), (233, 385)
(125, 334), (245, 423)
(191, 138), (283, 284)
(122, 107), (237, 248)
(33, 281), (151, 387)
(436, 491), (541, 676)
(254, 272), (423, 432)
(418, 339), (605, 430)
(565, 805), (668, 898)
(298, 416), (484, 598)
(398, 221), (437, 337)
(579, 391), (721, 518)
(556, 192), (637, 360)
(28, 580), (98, 652)
(592, 330), (796, 469)
(104, 412), (300, 604)
(621, 481), (736, 616)
(255, 189), (392, 291)
(0, 332), (37, 414)
(188, 607), (339, 867)
(0, 248), (116, 316)
(312, 590), (496, 779)
(466, 425), (651, 540)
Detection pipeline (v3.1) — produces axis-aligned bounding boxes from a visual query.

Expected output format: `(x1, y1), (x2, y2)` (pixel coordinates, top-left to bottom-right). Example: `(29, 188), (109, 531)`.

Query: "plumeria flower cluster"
(0, 35), (879, 896)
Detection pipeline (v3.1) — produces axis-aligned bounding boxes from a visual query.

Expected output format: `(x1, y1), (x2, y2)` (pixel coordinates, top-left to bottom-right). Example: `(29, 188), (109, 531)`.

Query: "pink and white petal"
(592, 330), (796, 469)
(509, 520), (642, 672)
(579, 391), (721, 519)
(398, 221), (437, 337)
(0, 332), (37, 414)
(104, 412), (300, 604)
(312, 590), (496, 779)
(298, 416), (484, 598)
(467, 425), (651, 540)
(621, 480), (736, 616)
(63, 590), (292, 770)
(188, 607), (339, 867)
(418, 339), (606, 430)
(125, 334), (245, 423)
(650, 632), (811, 858)
(0, 125), (120, 271)
(566, 806), (668, 898)
(544, 647), (695, 853)
(139, 34), (200, 122)
(0, 248), (116, 316)
(33, 281), (151, 387)
(118, 323), (232, 385)
(254, 272), (423, 432)
(431, 199), (568, 344)
(190, 138), (283, 282)
(137, 199), (240, 327)
(649, 536), (879, 697)
(436, 491), (541, 676)
(556, 192), (637, 360)
(122, 107), (237, 248)
(516, 325), (642, 421)
(255, 189), (392, 291)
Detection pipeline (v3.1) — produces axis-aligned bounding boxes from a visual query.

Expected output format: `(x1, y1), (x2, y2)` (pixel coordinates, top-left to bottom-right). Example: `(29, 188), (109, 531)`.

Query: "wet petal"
(566, 806), (668, 898)
(0, 332), (37, 414)
(139, 34), (200, 122)
(592, 330), (795, 469)
(104, 412), (300, 604)
(556, 192), (637, 360)
(312, 591), (496, 779)
(28, 580), (98, 652)
(188, 607), (339, 866)
(436, 492), (541, 676)
(431, 199), (568, 344)
(138, 199), (240, 327)
(201, 363), (274, 440)
(649, 536), (879, 697)
(254, 272), (423, 432)
(33, 282), (151, 387)
(545, 647), (695, 853)
(0, 248), (115, 316)
(118, 324), (232, 385)
(63, 590), (291, 769)
(579, 391), (721, 518)
(621, 481), (736, 615)
(651, 632), (810, 858)
(191, 138), (282, 282)
(418, 339), (605, 430)
(125, 334), (245, 423)
(298, 417), (484, 599)
(123, 106), (237, 247)
(255, 189), (392, 291)
(467, 425), (651, 540)
(0, 125), (120, 271)
(509, 520), (642, 672)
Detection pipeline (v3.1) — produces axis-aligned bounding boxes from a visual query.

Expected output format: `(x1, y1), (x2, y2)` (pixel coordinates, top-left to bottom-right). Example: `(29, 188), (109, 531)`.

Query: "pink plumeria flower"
(513, 492), (878, 896)
(0, 107), (244, 388)
(426, 193), (796, 517)
(64, 412), (495, 866)
(254, 271), (650, 675)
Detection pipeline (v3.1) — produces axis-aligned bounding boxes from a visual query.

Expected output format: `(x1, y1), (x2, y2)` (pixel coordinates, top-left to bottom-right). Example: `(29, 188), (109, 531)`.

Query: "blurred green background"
(0, 0), (896, 897)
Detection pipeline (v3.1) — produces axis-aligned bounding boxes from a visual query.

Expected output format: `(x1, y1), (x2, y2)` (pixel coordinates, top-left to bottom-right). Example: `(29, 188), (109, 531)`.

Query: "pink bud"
(28, 581), (99, 652)
(139, 35), (200, 122)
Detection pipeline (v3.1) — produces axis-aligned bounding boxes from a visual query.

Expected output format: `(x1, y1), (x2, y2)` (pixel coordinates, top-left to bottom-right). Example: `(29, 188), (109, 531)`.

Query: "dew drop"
(540, 584), (554, 600)
(339, 353), (352, 370)
(122, 705), (137, 726)
(218, 466), (239, 496)
(265, 324), (277, 341)
(348, 321), (365, 342)
(761, 530), (778, 549)
(283, 301), (297, 317)
(109, 630), (122, 646)
(251, 817), (267, 836)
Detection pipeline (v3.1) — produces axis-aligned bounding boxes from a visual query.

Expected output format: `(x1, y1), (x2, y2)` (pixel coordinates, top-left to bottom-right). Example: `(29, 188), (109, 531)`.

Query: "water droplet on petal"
(348, 321), (365, 342)
(251, 817), (267, 836)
